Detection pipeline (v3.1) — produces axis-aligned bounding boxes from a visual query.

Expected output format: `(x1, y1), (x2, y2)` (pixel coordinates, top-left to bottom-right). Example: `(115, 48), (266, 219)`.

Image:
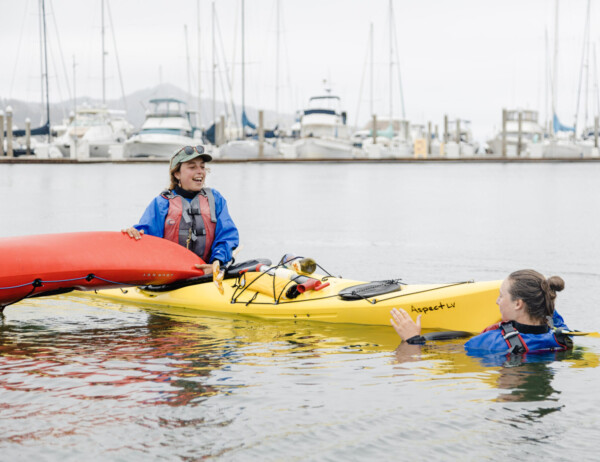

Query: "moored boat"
(486, 109), (545, 157)
(52, 107), (133, 158)
(293, 93), (359, 159)
(123, 98), (201, 158)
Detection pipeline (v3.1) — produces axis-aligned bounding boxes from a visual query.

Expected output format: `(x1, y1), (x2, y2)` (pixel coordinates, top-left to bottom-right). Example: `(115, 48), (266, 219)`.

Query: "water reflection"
(0, 308), (229, 407)
(2, 296), (600, 458)
(0, 295), (401, 411)
(392, 340), (599, 404)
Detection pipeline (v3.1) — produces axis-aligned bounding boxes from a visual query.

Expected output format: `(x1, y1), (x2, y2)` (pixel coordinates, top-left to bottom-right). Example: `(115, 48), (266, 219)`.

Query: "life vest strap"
(201, 188), (217, 223)
(501, 322), (527, 354)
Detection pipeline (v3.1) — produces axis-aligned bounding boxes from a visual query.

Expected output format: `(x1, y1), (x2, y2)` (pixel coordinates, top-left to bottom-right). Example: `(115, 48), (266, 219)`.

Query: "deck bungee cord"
(230, 257), (336, 305)
(0, 232), (206, 312)
(0, 273), (128, 312)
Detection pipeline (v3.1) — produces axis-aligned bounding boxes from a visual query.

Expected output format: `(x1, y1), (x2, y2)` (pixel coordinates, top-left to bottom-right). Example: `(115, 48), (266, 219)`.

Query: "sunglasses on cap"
(178, 145), (205, 156)
(170, 145), (212, 170)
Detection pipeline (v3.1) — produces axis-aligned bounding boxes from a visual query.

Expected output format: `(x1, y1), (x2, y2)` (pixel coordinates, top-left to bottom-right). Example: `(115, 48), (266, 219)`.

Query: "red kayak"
(0, 231), (205, 309)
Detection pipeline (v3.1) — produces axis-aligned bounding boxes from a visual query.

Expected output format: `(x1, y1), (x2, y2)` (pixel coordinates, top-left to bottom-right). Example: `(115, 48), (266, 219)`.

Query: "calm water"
(1, 161), (600, 460)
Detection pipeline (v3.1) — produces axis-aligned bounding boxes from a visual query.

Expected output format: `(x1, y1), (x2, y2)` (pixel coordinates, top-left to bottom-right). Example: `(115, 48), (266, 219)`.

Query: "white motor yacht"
(486, 109), (545, 157)
(124, 98), (200, 158)
(53, 107), (134, 158)
(292, 94), (358, 159)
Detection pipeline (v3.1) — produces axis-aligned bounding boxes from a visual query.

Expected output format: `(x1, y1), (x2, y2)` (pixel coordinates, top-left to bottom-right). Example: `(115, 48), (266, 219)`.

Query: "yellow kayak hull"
(89, 274), (502, 333)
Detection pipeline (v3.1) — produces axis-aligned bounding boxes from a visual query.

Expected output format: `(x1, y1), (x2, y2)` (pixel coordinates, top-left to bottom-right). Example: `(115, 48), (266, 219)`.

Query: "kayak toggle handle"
(296, 279), (330, 294)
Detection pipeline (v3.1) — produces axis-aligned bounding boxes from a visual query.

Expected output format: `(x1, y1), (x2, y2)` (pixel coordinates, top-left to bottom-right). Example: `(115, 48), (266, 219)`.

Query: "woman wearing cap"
(390, 269), (572, 354)
(122, 145), (239, 274)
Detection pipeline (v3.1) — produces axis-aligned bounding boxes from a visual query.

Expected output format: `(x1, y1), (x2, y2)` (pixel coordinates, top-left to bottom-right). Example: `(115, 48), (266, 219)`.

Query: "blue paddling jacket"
(465, 311), (572, 354)
(134, 188), (239, 265)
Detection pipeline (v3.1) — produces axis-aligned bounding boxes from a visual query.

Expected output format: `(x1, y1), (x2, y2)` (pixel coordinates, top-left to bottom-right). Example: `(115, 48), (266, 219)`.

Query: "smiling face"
(173, 159), (206, 191)
(497, 278), (520, 322)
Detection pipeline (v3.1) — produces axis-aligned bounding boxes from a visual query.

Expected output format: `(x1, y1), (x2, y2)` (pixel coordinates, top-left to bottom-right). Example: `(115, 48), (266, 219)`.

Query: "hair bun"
(547, 275), (565, 293)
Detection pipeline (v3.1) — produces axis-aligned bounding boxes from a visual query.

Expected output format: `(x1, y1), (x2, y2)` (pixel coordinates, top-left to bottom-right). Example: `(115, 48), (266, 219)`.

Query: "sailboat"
(355, 0), (411, 159)
(50, 0), (134, 159)
(574, 0), (600, 157)
(218, 0), (279, 159)
(542, 0), (582, 158)
(4, 0), (52, 156)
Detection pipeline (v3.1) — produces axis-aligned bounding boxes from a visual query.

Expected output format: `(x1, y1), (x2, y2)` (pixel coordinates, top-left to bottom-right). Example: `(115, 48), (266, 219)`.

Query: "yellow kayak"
(88, 260), (502, 333)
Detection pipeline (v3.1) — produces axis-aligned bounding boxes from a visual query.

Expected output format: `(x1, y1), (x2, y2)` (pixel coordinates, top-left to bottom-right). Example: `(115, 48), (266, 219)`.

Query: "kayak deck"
(90, 274), (502, 332)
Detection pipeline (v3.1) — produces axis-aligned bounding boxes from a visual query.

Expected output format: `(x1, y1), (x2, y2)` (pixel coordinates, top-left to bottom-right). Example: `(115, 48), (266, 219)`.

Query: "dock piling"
(6, 107), (13, 158)
(517, 111), (523, 157)
(0, 111), (4, 156)
(427, 121), (432, 155)
(501, 108), (507, 157)
(258, 110), (264, 158)
(219, 115), (225, 146)
(372, 114), (377, 144)
(443, 114), (448, 143)
(456, 118), (461, 156)
(25, 118), (31, 155)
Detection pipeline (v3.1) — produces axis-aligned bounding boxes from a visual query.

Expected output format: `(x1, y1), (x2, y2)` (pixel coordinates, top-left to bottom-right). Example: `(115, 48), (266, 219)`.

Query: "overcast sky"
(2, 0), (597, 141)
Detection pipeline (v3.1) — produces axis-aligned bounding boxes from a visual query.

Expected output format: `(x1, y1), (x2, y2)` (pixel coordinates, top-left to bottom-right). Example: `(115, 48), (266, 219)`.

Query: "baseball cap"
(170, 145), (212, 171)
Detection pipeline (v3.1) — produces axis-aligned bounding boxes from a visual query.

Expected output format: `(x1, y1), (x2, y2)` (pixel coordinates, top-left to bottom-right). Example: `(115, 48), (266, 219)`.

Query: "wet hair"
(507, 269), (565, 323)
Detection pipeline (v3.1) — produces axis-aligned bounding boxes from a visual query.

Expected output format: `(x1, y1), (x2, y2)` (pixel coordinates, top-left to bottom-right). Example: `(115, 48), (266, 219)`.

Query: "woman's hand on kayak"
(390, 308), (422, 340)
(194, 261), (220, 275)
(122, 227), (144, 240)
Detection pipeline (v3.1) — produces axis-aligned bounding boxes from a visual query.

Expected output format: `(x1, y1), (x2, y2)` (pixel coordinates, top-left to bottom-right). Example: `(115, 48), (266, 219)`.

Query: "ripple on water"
(2, 293), (600, 459)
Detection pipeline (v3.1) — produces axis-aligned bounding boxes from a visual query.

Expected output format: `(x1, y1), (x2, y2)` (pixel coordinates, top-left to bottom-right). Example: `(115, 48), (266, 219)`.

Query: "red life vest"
(161, 188), (217, 262)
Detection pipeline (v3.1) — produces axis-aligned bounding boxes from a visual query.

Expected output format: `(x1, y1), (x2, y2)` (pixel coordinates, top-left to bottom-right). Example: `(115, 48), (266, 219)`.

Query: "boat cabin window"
(307, 96), (341, 111)
(140, 128), (191, 137)
(150, 100), (185, 116)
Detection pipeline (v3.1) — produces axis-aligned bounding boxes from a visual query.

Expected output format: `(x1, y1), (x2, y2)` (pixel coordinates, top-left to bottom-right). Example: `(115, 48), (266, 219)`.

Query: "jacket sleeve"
(133, 195), (169, 238)
(209, 189), (240, 264)
(551, 310), (568, 330)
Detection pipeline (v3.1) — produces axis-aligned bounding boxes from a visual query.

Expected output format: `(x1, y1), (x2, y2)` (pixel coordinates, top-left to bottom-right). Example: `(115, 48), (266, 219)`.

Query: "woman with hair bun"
(391, 269), (573, 353)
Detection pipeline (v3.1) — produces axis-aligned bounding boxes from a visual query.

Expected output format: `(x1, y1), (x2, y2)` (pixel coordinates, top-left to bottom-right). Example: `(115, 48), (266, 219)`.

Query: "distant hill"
(1, 83), (293, 132)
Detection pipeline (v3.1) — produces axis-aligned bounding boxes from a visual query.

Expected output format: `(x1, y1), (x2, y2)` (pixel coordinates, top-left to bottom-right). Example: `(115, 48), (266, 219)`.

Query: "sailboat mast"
(370, 22), (373, 117)
(197, 0), (202, 128)
(212, 0), (216, 125)
(101, 0), (106, 105)
(594, 44), (599, 120)
(73, 56), (77, 117)
(544, 27), (549, 132)
(552, 0), (559, 134)
(275, 0), (280, 123)
(41, 0), (50, 139)
(574, 0), (592, 134)
(389, 0), (393, 124)
(185, 25), (192, 100)
(241, 0), (246, 116)
(38, 0), (44, 126)
(105, 0), (127, 110)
